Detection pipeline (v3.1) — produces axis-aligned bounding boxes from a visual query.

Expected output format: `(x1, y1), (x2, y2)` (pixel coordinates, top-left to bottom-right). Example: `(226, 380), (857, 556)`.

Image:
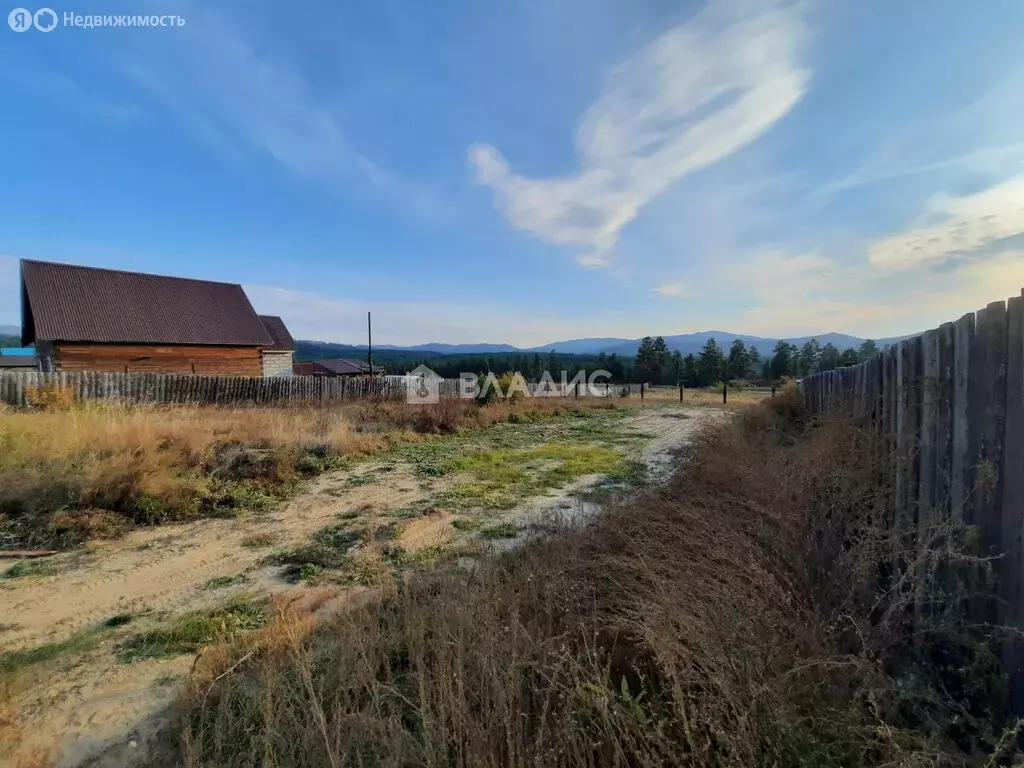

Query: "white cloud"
(652, 281), (690, 297)
(723, 243), (1024, 339)
(868, 176), (1024, 270)
(469, 0), (808, 265)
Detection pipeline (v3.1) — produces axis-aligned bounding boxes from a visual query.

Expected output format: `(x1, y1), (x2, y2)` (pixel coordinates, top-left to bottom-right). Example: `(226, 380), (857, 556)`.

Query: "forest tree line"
(632, 336), (881, 386)
(388, 336), (882, 386)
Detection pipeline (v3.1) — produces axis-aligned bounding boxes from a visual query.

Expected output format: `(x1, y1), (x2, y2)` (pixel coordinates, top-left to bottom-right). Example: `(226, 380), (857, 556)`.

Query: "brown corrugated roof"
(294, 358), (384, 375)
(21, 260), (273, 347)
(258, 315), (296, 351)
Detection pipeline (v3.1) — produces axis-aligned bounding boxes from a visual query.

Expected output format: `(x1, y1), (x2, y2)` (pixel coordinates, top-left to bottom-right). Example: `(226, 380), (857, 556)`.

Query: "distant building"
(19, 259), (290, 377)
(293, 358), (384, 377)
(258, 315), (296, 377)
(0, 354), (38, 371)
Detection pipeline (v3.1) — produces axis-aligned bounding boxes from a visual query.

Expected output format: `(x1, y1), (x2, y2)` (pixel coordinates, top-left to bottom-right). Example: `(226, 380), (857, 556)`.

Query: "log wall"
(53, 343), (263, 376)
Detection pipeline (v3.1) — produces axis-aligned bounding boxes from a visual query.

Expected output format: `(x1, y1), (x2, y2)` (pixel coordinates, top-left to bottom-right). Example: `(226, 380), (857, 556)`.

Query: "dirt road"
(0, 406), (726, 766)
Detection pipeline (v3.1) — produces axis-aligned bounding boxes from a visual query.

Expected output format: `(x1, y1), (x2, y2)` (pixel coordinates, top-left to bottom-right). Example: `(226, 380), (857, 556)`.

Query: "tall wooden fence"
(0, 371), (619, 406)
(798, 292), (1024, 709)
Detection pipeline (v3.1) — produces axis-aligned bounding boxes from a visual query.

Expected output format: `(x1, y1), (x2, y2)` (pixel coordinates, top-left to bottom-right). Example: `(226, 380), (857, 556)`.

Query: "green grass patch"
(203, 573), (250, 590)
(338, 505), (370, 520)
(269, 524), (366, 582)
(478, 522), (519, 539)
(450, 517), (481, 532)
(430, 443), (627, 511)
(118, 596), (270, 662)
(345, 472), (379, 488)
(3, 559), (57, 579)
(0, 622), (119, 675)
(240, 534), (277, 549)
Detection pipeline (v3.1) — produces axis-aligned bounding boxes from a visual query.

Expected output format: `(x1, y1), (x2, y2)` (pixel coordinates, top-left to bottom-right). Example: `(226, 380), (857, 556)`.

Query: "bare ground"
(0, 406), (725, 767)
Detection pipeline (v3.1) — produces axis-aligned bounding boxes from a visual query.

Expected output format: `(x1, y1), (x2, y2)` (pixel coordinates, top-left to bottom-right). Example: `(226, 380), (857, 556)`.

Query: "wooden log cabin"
(19, 259), (293, 376)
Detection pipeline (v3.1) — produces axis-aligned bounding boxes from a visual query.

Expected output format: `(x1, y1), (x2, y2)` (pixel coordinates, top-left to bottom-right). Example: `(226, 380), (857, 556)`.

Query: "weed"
(240, 534), (277, 549)
(0, 627), (107, 675)
(344, 472), (378, 488)
(478, 522), (519, 539)
(3, 559), (56, 579)
(118, 596), (269, 662)
(203, 573), (249, 590)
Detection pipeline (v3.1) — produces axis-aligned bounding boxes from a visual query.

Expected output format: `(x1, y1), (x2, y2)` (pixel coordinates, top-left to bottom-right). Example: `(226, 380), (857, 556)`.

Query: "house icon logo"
(407, 364), (442, 404)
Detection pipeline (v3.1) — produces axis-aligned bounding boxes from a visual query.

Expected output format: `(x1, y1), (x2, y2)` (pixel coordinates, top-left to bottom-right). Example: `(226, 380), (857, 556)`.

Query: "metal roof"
(258, 315), (296, 351)
(294, 358), (384, 375)
(0, 355), (38, 368)
(21, 260), (273, 347)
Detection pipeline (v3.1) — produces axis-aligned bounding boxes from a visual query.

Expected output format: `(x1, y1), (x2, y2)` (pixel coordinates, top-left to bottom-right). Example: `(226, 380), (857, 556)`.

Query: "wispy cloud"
(122, 3), (447, 220)
(867, 175), (1024, 270)
(652, 281), (690, 298)
(469, 0), (809, 266)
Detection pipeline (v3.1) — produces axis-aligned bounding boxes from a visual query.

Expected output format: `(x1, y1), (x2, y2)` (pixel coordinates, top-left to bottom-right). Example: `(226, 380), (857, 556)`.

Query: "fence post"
(640, 382), (644, 400)
(679, 383), (683, 403)
(722, 382), (727, 404)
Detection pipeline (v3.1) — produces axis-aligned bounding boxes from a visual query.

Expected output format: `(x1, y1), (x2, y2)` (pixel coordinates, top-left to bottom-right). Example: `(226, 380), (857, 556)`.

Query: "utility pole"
(367, 311), (373, 374)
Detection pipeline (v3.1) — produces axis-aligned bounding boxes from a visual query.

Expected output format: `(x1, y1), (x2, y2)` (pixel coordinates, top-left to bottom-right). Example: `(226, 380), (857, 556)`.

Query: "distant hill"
(0, 325), (21, 348)
(296, 330), (910, 363)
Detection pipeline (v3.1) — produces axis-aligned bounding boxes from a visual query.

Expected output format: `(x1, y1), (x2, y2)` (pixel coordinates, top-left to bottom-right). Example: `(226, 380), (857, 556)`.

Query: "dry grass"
(0, 397), (629, 548)
(640, 385), (768, 407)
(147, 391), (1014, 767)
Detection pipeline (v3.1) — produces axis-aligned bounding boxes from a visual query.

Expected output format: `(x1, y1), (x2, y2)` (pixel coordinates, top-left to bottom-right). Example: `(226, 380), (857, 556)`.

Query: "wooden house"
(19, 259), (284, 376)
(258, 315), (296, 377)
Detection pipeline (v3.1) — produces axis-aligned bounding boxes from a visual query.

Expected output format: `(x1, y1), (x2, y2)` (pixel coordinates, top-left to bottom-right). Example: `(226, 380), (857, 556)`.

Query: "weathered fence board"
(0, 370), (621, 407)
(798, 290), (1024, 712)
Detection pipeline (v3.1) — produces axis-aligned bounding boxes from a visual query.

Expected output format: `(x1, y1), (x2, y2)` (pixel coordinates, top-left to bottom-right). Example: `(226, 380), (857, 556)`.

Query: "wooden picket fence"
(0, 372), (621, 407)
(0, 372), (466, 406)
(798, 291), (1024, 708)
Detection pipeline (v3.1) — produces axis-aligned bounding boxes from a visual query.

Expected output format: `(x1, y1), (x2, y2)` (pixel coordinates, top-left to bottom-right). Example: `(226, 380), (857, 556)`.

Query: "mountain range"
(299, 330), (908, 359)
(0, 322), (907, 358)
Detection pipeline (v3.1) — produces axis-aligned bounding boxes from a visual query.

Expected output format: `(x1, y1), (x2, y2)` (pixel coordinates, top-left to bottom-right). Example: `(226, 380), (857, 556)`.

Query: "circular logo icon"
(8, 7), (33, 31)
(33, 7), (57, 31)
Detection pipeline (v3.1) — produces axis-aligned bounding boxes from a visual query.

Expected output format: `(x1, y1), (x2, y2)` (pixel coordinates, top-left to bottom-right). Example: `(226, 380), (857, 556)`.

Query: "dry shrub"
(149, 404), (1012, 767)
(24, 382), (75, 411)
(0, 397), (622, 547)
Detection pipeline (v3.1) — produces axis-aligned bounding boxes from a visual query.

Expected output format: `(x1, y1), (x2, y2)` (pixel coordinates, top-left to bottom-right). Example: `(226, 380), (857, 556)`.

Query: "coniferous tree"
(698, 338), (725, 386)
(727, 339), (749, 381)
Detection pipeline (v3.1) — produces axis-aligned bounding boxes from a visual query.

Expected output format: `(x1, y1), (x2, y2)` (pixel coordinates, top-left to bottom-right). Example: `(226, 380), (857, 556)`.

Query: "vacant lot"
(0, 396), (726, 766)
(138, 393), (1015, 768)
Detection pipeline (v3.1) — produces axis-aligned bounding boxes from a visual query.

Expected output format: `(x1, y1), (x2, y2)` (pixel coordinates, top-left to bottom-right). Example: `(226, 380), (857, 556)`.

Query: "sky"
(1, 0), (1023, 347)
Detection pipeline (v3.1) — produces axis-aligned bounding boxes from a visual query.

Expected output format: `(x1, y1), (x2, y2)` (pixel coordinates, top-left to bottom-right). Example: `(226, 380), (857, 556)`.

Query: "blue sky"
(2, 0), (1023, 346)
